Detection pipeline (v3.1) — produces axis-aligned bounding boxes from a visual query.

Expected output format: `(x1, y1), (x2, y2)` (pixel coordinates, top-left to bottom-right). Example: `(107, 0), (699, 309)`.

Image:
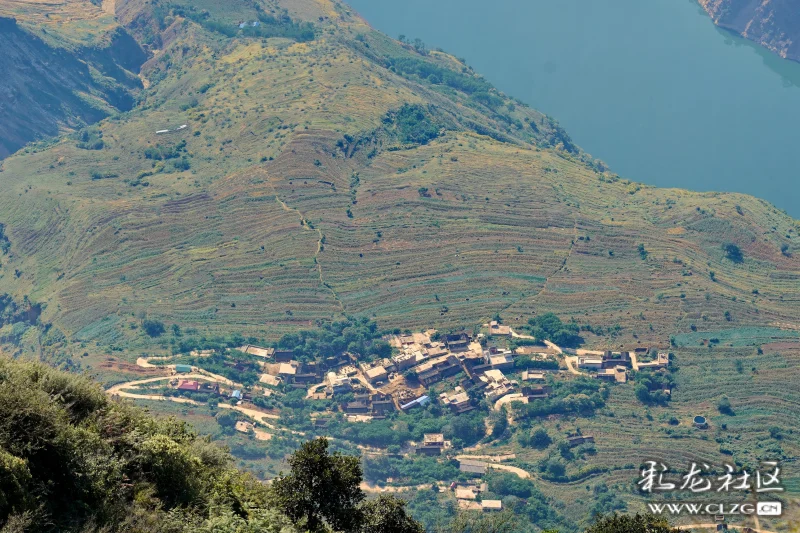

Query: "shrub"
(717, 396), (734, 415)
(722, 243), (744, 263)
(142, 319), (166, 337)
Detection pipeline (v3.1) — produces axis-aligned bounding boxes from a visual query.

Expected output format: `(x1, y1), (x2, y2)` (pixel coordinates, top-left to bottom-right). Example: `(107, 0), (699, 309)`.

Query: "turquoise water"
(345, 0), (800, 217)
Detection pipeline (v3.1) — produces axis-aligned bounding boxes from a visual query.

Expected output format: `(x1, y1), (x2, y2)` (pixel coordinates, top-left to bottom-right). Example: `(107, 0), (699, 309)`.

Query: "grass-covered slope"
(0, 355), (300, 532)
(0, 0), (797, 357)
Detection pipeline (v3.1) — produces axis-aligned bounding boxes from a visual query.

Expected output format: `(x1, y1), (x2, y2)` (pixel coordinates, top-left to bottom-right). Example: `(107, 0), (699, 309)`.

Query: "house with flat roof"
(446, 333), (470, 352)
(566, 435), (595, 447)
(487, 353), (514, 371)
(481, 500), (503, 512)
(595, 368), (618, 381)
(278, 363), (297, 377)
(392, 351), (418, 371)
(440, 387), (474, 414)
(459, 459), (487, 475)
(481, 369), (515, 400)
(327, 372), (352, 394)
(274, 350), (294, 362)
(455, 488), (477, 500)
(521, 371), (546, 381)
(365, 365), (388, 384)
(577, 357), (603, 370)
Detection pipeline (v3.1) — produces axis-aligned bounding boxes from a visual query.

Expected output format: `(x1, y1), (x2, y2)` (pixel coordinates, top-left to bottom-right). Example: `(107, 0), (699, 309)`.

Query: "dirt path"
(543, 340), (563, 354)
(564, 356), (583, 375)
(455, 454), (516, 462)
(509, 329), (535, 340)
(493, 393), (525, 411)
(107, 375), (280, 426)
(455, 454), (531, 479)
(359, 482), (434, 493)
(487, 463), (531, 479)
(136, 356), (174, 368)
(274, 195), (344, 312)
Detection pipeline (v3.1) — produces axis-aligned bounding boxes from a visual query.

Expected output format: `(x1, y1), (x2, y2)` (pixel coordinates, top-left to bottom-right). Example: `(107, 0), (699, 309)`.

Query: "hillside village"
(109, 318), (674, 464)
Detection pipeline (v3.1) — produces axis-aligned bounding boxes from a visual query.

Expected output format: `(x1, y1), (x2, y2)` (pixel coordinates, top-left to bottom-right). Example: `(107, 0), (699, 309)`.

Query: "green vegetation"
(276, 318), (391, 361)
(632, 370), (674, 406)
(722, 242), (744, 263)
(385, 56), (493, 95)
(586, 513), (680, 533)
(0, 356), (291, 532)
(384, 104), (442, 145)
(512, 378), (607, 419)
(527, 313), (582, 348)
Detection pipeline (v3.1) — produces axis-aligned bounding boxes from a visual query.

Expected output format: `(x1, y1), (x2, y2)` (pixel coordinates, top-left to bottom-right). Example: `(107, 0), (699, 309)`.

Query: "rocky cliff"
(699, 0), (800, 61)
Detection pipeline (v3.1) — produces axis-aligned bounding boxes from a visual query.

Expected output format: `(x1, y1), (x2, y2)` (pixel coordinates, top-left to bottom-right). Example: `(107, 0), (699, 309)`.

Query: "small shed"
(175, 364), (193, 373)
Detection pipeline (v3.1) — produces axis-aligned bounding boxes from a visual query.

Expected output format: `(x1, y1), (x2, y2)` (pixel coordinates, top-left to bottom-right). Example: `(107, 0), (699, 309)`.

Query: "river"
(344, 0), (800, 217)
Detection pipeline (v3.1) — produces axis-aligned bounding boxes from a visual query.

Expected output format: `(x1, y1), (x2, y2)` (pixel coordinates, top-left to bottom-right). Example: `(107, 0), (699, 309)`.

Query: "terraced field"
(1, 1), (798, 352)
(1, 0), (800, 528)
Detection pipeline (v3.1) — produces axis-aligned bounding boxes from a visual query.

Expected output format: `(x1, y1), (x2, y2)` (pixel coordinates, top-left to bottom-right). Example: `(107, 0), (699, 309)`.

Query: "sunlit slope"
(0, 0), (798, 350)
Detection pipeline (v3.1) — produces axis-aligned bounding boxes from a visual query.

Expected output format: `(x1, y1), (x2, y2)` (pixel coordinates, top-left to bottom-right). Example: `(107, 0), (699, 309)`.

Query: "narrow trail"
(274, 195), (345, 313)
(497, 216), (579, 317)
(106, 374), (284, 430)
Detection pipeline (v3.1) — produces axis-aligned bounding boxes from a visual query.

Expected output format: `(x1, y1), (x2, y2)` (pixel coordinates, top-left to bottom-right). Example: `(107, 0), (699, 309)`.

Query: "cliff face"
(0, 16), (146, 159)
(699, 0), (800, 61)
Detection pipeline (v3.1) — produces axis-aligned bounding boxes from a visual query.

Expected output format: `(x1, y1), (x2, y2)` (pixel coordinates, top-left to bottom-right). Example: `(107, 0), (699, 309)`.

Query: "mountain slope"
(699, 0), (800, 61)
(0, 6), (146, 159)
(0, 0), (797, 357)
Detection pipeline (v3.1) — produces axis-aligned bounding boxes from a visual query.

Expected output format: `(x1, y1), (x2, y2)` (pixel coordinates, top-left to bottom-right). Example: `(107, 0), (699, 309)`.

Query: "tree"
(142, 319), (166, 338)
(271, 438), (365, 532)
(545, 459), (565, 479)
(586, 513), (680, 533)
(215, 410), (238, 428)
(718, 396), (734, 415)
(722, 243), (744, 263)
(530, 427), (551, 448)
(491, 411), (509, 439)
(359, 495), (425, 533)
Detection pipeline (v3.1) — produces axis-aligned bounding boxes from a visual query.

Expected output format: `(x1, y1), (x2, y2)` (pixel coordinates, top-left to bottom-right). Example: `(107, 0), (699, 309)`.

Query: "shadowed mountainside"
(0, 10), (146, 159)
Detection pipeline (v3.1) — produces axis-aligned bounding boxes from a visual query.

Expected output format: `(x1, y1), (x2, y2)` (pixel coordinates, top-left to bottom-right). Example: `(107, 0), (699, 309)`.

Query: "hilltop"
(699, 0), (800, 62)
(0, 0), (797, 358)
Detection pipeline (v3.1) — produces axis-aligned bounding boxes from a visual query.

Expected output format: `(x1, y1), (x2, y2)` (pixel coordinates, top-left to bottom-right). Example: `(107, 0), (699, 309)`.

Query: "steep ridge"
(699, 0), (800, 61)
(0, 9), (146, 158)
